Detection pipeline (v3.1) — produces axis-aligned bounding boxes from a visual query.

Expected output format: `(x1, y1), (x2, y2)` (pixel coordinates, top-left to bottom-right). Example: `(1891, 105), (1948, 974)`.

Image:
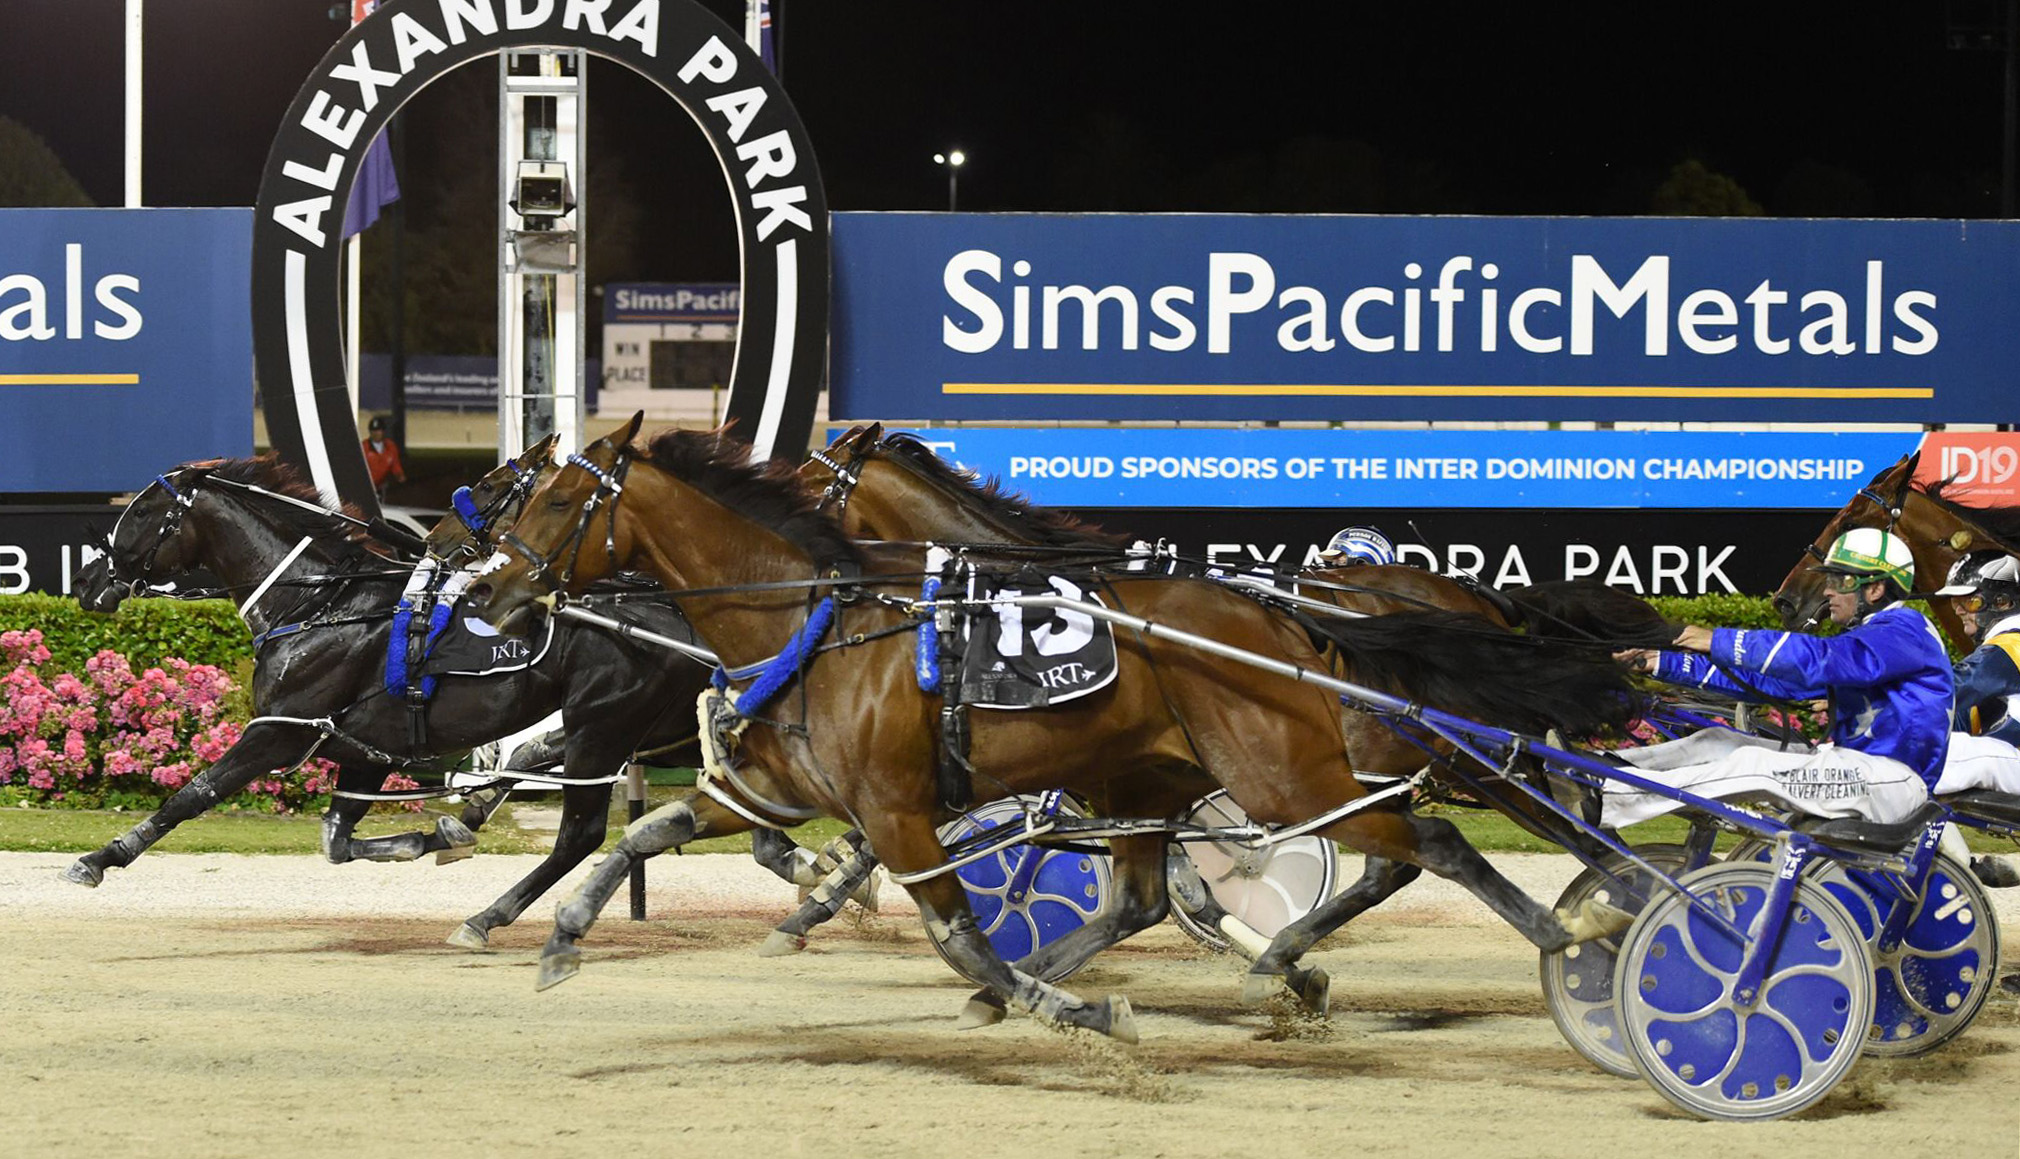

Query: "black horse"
(68, 454), (834, 949)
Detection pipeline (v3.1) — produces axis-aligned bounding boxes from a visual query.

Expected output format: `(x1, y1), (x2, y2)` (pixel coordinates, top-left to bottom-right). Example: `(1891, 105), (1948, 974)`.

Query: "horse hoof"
(1557, 897), (1635, 943)
(1971, 856), (2020, 889)
(757, 930), (807, 958)
(956, 992), (1007, 1031)
(534, 950), (581, 992)
(1103, 995), (1138, 1045)
(62, 860), (104, 888)
(433, 817), (478, 864)
(1295, 967), (1331, 1016)
(853, 868), (883, 913)
(1240, 971), (1288, 1006)
(446, 922), (490, 951)
(2000, 972), (2020, 997)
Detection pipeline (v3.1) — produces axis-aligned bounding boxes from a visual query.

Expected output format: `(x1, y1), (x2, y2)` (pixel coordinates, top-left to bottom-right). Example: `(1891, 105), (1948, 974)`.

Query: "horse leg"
(750, 826), (817, 886)
(319, 765), (476, 864)
(957, 833), (1173, 1026)
(758, 831), (882, 958)
(64, 724), (320, 886)
(1240, 854), (1423, 1012)
(450, 782), (611, 950)
(1325, 808), (1625, 953)
(868, 814), (1137, 1043)
(535, 792), (752, 990)
(441, 785), (514, 863)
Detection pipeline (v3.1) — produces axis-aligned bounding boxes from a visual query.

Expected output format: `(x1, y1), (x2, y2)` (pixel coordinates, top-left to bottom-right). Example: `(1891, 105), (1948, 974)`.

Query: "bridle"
(498, 450), (631, 595)
(447, 454), (544, 547)
(105, 472), (199, 596)
(807, 435), (874, 518)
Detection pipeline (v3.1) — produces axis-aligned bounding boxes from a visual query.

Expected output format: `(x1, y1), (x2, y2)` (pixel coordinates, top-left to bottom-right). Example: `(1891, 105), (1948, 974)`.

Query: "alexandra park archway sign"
(252, 0), (829, 514)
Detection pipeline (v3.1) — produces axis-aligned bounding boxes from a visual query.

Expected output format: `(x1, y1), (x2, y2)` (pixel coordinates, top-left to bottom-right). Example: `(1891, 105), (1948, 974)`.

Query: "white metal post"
(498, 51), (588, 464)
(124, 0), (142, 207)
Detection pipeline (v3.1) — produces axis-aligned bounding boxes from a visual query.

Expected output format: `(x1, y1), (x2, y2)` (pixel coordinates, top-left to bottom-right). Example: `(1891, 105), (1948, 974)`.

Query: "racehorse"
(466, 415), (1645, 1038)
(64, 454), (747, 956)
(1772, 452), (2020, 649)
(801, 424), (1674, 1003)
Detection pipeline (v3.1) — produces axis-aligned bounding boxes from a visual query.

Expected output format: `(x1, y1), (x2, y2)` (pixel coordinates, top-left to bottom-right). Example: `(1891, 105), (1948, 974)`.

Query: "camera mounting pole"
(498, 49), (587, 459)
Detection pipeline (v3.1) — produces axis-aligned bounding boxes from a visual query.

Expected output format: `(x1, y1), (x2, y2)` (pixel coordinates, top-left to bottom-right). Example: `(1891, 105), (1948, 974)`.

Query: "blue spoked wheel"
(1540, 844), (1694, 1077)
(1727, 843), (1998, 1057)
(1616, 862), (1873, 1121)
(933, 796), (1112, 980)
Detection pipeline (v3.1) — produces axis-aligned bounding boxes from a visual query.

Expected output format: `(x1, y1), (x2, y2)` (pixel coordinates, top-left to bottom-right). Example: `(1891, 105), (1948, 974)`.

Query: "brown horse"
(806, 424), (1665, 1002)
(468, 415), (1640, 1040)
(1772, 453), (2020, 650)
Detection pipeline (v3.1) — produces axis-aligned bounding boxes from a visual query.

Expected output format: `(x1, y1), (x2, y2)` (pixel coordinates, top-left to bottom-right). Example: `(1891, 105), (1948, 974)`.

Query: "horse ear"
(865, 421), (885, 444)
(601, 411), (645, 450)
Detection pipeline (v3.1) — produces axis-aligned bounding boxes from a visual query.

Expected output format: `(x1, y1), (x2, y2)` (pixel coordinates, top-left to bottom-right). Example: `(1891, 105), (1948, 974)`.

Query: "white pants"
(1935, 732), (2020, 795)
(1603, 729), (1929, 829)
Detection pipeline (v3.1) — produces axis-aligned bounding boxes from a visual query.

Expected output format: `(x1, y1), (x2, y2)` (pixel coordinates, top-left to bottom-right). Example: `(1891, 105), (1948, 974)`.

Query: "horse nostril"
(466, 582), (493, 607)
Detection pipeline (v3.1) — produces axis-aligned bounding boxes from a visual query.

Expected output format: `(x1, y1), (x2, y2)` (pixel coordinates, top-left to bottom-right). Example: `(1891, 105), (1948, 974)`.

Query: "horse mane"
(180, 454), (395, 553)
(878, 433), (1131, 548)
(636, 428), (862, 567)
(1921, 478), (2020, 552)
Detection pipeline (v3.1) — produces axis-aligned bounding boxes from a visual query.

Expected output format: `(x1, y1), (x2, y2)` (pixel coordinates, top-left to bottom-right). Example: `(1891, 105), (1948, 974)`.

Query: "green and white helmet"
(1816, 527), (1915, 592)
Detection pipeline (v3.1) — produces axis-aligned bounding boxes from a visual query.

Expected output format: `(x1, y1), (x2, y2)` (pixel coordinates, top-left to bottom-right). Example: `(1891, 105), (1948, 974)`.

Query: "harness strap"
(710, 597), (837, 716)
(239, 536), (317, 626)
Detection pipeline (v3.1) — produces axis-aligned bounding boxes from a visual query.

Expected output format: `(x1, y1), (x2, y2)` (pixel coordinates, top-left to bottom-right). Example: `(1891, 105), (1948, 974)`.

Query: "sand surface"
(3, 850), (2017, 1159)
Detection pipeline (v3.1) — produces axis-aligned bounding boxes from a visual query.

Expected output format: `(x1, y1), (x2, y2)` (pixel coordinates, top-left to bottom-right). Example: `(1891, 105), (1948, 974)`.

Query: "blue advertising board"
(0, 209), (252, 492)
(831, 212), (2020, 425)
(870, 428), (1920, 509)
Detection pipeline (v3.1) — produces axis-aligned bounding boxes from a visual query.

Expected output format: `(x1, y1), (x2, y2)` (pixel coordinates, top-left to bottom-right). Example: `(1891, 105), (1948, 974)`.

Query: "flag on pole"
(341, 0), (400, 238)
(745, 0), (775, 73)
(342, 130), (401, 238)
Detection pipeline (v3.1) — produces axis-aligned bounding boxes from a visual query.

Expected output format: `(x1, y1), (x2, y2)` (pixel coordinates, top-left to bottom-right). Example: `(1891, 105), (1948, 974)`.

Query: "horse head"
(467, 413), (644, 631)
(426, 433), (559, 561)
(82, 470), (208, 614)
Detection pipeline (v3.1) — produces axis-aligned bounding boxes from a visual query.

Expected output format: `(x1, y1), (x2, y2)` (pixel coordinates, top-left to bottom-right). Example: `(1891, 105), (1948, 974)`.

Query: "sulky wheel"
(1832, 853), (2000, 1056)
(1616, 861), (1874, 1122)
(1540, 844), (1694, 1077)
(1725, 844), (1999, 1056)
(932, 795), (1111, 980)
(1167, 790), (1339, 952)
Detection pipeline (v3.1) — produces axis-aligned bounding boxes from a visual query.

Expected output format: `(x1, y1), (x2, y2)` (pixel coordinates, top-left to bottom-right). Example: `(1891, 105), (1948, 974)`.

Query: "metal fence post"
(626, 761), (647, 921)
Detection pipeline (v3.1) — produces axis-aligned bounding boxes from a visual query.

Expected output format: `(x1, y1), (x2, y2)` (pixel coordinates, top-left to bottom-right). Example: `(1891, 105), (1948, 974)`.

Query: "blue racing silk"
(1652, 603), (1954, 788)
(1953, 613), (2020, 745)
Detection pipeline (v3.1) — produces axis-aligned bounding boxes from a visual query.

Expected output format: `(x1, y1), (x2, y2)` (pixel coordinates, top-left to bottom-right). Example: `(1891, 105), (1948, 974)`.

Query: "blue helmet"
(1321, 526), (1395, 567)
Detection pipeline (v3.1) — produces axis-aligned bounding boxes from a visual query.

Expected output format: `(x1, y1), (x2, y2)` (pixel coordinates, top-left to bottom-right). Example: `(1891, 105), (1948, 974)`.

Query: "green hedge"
(0, 593), (252, 673)
(1647, 593), (1786, 630)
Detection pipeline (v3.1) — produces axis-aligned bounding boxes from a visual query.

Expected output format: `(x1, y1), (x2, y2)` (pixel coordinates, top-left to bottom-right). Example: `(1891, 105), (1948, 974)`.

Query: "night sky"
(0, 1), (2010, 283)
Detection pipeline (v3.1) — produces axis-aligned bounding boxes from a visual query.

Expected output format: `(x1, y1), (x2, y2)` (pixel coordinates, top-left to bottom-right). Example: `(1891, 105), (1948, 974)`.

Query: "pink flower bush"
(0, 628), (342, 813)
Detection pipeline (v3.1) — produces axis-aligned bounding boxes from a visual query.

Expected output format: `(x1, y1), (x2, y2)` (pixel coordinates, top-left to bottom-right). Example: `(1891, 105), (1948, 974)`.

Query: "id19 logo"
(1940, 442), (2020, 487)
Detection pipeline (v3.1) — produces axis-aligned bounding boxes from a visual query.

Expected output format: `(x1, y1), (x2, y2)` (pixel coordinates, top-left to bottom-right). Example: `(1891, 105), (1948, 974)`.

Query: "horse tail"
(1500, 579), (1678, 648)
(1310, 609), (1642, 736)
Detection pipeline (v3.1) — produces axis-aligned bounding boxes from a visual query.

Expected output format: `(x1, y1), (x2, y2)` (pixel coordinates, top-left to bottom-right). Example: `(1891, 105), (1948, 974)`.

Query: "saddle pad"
(419, 612), (555, 678)
(962, 572), (1118, 710)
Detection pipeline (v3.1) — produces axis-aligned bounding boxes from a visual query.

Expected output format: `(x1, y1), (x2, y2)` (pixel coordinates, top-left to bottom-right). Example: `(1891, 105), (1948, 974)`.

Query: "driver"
(1317, 526), (1396, 568)
(1605, 528), (1950, 829)
(1927, 552), (2020, 903)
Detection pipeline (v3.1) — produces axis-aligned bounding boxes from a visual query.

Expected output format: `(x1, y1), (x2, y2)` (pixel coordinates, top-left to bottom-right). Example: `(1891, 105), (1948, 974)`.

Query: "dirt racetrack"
(3, 849), (2017, 1159)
